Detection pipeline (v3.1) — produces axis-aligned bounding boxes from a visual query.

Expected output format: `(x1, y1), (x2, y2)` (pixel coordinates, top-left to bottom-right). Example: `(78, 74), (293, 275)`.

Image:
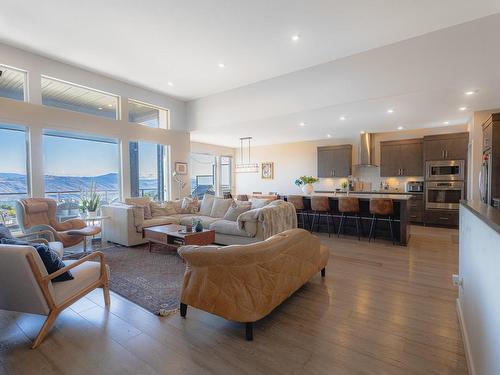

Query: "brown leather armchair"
(16, 198), (88, 248)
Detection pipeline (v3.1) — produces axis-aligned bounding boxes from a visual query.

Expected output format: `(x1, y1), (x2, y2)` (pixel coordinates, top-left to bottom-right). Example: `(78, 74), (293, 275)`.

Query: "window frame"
(0, 64), (28, 102)
(40, 75), (120, 120)
(128, 98), (170, 129)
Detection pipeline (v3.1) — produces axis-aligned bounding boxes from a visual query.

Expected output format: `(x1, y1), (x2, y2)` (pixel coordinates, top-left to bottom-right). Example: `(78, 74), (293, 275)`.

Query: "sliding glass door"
(129, 141), (169, 201)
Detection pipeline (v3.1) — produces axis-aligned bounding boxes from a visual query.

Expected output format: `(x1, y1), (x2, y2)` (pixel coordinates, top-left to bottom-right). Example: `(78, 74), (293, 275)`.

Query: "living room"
(1, 2), (500, 375)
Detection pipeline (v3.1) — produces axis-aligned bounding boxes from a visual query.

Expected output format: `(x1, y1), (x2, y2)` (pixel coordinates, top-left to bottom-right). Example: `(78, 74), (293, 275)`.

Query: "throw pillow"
(0, 238), (73, 282)
(142, 204), (153, 219)
(125, 197), (152, 206)
(150, 201), (177, 217)
(210, 198), (234, 218)
(251, 198), (271, 209)
(223, 201), (252, 221)
(0, 224), (14, 239)
(181, 197), (199, 214)
(199, 194), (216, 216)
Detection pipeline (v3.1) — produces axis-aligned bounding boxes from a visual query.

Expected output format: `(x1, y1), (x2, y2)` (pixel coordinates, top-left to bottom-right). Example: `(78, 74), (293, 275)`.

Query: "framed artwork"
(261, 162), (274, 179)
(175, 162), (188, 175)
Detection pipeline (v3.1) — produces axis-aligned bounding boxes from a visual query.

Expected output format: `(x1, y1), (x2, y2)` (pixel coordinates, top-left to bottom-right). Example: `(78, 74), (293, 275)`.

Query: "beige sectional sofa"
(101, 195), (297, 247)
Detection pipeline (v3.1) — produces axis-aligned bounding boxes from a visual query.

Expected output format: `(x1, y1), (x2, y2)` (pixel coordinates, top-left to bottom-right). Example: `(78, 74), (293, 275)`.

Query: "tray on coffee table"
(143, 224), (215, 252)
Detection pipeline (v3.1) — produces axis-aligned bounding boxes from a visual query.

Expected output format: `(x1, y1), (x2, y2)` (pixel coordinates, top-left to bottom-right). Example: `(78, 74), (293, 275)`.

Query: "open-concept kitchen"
(2, 5), (500, 375)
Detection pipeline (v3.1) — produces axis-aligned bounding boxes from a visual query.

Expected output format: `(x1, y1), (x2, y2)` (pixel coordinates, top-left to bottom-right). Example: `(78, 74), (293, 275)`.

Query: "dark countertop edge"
(282, 194), (412, 201)
(315, 190), (423, 195)
(460, 200), (500, 234)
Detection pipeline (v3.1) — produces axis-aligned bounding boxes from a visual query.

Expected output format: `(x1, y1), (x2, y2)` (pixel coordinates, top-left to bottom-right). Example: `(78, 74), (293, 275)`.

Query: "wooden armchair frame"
(25, 251), (110, 349)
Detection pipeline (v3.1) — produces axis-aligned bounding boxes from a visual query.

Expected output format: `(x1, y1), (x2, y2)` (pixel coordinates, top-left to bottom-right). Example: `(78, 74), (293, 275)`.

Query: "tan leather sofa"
(177, 228), (329, 340)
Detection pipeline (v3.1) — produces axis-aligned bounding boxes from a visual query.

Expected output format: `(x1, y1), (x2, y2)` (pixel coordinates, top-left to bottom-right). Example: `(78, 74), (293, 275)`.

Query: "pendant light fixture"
(235, 137), (259, 173)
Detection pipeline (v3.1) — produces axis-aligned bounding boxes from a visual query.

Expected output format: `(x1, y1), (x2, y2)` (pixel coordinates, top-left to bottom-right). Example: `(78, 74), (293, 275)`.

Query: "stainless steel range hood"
(356, 133), (377, 167)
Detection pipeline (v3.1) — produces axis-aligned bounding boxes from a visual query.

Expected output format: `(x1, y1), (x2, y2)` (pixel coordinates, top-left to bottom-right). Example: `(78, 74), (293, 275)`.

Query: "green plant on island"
(294, 176), (320, 186)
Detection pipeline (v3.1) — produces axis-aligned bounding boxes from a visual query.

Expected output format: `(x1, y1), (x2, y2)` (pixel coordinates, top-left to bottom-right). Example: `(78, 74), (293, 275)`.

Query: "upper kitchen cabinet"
(317, 145), (352, 177)
(423, 132), (469, 161)
(380, 138), (423, 177)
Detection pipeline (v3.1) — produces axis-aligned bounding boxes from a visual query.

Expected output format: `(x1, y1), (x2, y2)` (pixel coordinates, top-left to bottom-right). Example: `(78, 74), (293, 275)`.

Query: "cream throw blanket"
(238, 200), (297, 239)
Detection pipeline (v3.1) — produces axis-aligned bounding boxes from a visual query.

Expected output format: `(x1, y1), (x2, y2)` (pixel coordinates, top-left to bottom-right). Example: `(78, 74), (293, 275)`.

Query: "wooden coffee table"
(143, 224), (215, 252)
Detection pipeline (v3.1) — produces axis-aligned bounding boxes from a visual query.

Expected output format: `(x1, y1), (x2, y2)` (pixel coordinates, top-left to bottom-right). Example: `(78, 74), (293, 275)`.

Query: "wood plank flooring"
(0, 225), (467, 374)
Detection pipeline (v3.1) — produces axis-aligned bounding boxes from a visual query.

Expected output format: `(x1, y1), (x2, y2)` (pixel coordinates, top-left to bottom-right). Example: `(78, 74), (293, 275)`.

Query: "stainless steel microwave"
(425, 160), (465, 181)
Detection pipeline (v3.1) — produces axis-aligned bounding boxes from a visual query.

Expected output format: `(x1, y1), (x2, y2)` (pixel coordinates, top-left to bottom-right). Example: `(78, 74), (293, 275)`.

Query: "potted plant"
(294, 176), (319, 195)
(80, 180), (101, 218)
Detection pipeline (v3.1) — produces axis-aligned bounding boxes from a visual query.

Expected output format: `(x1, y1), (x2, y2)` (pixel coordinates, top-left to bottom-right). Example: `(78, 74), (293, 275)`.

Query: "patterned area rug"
(66, 243), (186, 315)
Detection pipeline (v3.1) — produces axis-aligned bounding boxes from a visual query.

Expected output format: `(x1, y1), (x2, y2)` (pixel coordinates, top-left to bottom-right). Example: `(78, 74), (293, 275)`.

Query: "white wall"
(235, 124), (467, 195)
(0, 43), (191, 200)
(458, 206), (500, 375)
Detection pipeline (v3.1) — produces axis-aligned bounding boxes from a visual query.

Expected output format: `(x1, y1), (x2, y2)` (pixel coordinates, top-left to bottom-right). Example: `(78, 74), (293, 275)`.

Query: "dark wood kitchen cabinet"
(380, 138), (423, 177)
(408, 194), (424, 223)
(317, 145), (352, 177)
(423, 132), (469, 161)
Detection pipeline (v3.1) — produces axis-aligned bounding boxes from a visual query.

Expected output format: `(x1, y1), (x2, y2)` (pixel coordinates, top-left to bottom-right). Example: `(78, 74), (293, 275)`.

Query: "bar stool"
(288, 195), (309, 229)
(310, 196), (335, 237)
(368, 198), (395, 245)
(337, 197), (362, 240)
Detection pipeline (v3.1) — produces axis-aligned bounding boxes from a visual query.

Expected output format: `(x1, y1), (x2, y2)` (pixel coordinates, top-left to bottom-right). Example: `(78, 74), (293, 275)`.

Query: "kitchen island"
(283, 193), (412, 245)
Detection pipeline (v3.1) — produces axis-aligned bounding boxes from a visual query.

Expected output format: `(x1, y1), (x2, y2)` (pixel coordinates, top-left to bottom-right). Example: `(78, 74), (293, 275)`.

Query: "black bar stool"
(368, 198), (395, 245)
(337, 197), (363, 240)
(287, 195), (309, 229)
(310, 196), (335, 237)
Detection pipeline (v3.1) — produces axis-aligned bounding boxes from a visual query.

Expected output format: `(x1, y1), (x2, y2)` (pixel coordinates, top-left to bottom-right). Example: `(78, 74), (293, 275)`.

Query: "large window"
(43, 130), (120, 205)
(0, 65), (26, 101)
(128, 99), (169, 129)
(220, 156), (232, 194)
(0, 124), (28, 230)
(129, 141), (169, 201)
(41, 76), (119, 119)
(190, 153), (216, 198)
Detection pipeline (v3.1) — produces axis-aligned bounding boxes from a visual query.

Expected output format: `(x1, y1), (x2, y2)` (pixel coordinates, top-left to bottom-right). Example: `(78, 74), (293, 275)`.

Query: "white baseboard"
(456, 298), (476, 375)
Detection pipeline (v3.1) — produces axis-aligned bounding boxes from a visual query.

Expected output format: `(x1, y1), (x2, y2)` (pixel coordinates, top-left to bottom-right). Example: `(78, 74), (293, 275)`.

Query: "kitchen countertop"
(460, 200), (500, 234)
(289, 192), (413, 200)
(316, 190), (423, 195)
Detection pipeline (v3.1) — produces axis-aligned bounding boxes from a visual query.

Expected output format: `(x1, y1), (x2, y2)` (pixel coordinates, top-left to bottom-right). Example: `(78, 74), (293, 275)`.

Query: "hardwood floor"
(0, 225), (467, 374)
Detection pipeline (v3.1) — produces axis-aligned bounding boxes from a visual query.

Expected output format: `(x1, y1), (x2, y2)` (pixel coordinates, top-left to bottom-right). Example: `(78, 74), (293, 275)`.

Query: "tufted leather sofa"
(177, 228), (329, 340)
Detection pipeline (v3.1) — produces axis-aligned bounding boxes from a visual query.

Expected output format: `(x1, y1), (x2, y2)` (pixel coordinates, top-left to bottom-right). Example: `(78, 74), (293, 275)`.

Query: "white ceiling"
(1, 1), (500, 147)
(189, 12), (500, 146)
(0, 0), (499, 101)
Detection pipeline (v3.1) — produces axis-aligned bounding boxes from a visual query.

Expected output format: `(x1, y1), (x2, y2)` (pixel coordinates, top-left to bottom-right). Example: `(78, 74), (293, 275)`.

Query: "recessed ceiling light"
(459, 106), (467, 111)
(218, 63), (226, 68)
(98, 107), (103, 110)
(339, 116), (346, 121)
(464, 90), (477, 96)
(387, 109), (394, 114)
(443, 121), (450, 125)
(327, 134), (332, 138)
(299, 122), (306, 127)
(397, 126), (404, 130)
(291, 34), (300, 42)
(167, 81), (174, 87)
(107, 104), (113, 107)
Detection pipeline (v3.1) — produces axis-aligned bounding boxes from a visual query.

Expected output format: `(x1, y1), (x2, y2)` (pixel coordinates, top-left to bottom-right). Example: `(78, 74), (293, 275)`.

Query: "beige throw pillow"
(210, 198), (234, 218)
(181, 197), (199, 214)
(199, 194), (216, 216)
(223, 201), (252, 221)
(150, 201), (177, 217)
(250, 198), (270, 209)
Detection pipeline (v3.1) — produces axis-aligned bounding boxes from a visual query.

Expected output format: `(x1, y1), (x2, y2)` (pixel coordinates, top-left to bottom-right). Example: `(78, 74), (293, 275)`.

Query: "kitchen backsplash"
(314, 166), (424, 192)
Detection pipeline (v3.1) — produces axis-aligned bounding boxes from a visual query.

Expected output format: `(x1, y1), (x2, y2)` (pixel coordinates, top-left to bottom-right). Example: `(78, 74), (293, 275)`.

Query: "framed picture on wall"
(175, 162), (188, 175)
(261, 162), (274, 179)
